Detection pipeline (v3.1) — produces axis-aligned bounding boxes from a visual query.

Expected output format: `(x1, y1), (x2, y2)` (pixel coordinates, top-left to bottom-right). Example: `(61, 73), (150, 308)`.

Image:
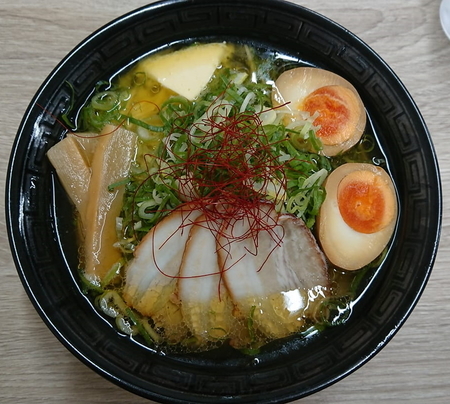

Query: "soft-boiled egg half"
(272, 67), (366, 156)
(317, 163), (397, 271)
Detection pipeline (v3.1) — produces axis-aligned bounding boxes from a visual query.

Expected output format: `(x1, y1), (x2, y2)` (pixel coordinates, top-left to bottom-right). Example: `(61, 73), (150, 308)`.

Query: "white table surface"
(1, 1), (449, 403)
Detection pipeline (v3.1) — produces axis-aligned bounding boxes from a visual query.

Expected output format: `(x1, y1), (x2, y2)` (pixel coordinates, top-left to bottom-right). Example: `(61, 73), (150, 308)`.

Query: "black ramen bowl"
(5, 0), (441, 402)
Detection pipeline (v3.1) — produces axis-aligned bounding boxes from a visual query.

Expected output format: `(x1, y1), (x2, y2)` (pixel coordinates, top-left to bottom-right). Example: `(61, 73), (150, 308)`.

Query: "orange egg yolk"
(301, 85), (360, 146)
(337, 170), (395, 234)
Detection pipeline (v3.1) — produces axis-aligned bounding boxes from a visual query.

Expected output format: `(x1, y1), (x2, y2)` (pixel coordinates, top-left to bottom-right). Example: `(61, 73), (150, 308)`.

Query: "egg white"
(317, 163), (397, 270)
(272, 67), (366, 156)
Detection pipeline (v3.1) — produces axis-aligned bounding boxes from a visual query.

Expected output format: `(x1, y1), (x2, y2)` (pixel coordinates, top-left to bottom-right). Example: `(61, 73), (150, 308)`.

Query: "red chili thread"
(39, 95), (290, 281)
(134, 99), (292, 289)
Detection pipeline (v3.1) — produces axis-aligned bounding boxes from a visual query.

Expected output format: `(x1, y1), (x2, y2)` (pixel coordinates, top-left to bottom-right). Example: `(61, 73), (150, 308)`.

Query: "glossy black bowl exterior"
(5, 0), (441, 403)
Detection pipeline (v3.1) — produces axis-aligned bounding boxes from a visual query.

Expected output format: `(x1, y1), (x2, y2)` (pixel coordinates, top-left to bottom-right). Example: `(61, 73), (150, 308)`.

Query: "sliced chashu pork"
(178, 215), (237, 347)
(218, 204), (329, 339)
(123, 205), (203, 340)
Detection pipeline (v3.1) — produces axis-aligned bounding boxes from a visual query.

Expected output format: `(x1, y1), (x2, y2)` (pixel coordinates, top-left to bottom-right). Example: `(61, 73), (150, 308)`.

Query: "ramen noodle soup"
(47, 42), (397, 354)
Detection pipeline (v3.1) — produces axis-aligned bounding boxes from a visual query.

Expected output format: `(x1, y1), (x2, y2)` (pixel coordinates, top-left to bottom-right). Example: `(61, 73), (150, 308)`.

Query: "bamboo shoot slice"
(138, 43), (231, 100)
(67, 131), (99, 166)
(47, 136), (91, 223)
(83, 125), (137, 280)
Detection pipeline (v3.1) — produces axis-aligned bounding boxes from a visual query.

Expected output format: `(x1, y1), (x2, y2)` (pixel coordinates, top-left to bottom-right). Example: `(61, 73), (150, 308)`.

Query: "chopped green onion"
(108, 178), (130, 192)
(91, 91), (119, 111)
(100, 261), (123, 288)
(121, 114), (165, 132)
